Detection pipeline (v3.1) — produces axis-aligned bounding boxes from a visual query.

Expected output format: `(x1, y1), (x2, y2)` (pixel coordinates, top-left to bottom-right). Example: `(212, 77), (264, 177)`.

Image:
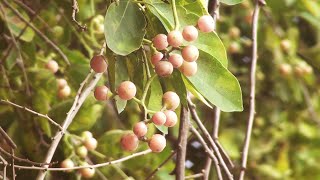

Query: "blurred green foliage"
(0, 0), (320, 179)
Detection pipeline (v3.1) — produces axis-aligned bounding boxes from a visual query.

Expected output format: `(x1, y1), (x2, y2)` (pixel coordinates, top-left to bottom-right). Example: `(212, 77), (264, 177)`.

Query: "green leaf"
(183, 78), (213, 108)
(220, 0), (243, 5)
(104, 0), (147, 55)
(114, 96), (127, 114)
(154, 124), (168, 134)
(187, 51), (243, 112)
(97, 130), (129, 158)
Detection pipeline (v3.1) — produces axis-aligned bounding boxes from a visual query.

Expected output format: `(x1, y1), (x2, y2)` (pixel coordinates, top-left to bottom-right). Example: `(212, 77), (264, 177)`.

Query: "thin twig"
(175, 106), (190, 180)
(185, 173), (204, 179)
(300, 81), (320, 126)
(2, 0), (70, 65)
(72, 0), (87, 31)
(0, 127), (17, 149)
(0, 155), (8, 180)
(11, 149), (15, 180)
(0, 147), (56, 167)
(36, 43), (106, 180)
(187, 98), (234, 180)
(1, 99), (62, 130)
(239, 1), (265, 180)
(145, 151), (176, 180)
(13, 149), (151, 171)
(189, 125), (222, 180)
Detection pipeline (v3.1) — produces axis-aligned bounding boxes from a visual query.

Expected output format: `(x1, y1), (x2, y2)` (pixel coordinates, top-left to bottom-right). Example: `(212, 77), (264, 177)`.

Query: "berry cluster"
(45, 60), (71, 99)
(121, 91), (180, 153)
(60, 131), (98, 178)
(151, 15), (215, 77)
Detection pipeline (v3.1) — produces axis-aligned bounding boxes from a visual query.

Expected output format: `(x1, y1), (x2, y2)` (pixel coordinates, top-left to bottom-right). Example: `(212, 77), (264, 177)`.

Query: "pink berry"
(151, 52), (164, 66)
(155, 61), (173, 77)
(179, 61), (197, 77)
(151, 112), (167, 126)
(117, 81), (136, 100)
(148, 134), (166, 153)
(45, 60), (59, 73)
(182, 45), (199, 62)
(84, 137), (98, 150)
(58, 85), (71, 99)
(94, 85), (109, 101)
(167, 30), (183, 47)
(120, 133), (139, 152)
(164, 110), (178, 127)
(133, 122), (148, 137)
(57, 78), (67, 89)
(168, 54), (183, 68)
(198, 15), (215, 33)
(153, 34), (168, 50)
(90, 55), (108, 73)
(60, 159), (74, 172)
(79, 163), (95, 178)
(182, 26), (198, 42)
(162, 91), (180, 110)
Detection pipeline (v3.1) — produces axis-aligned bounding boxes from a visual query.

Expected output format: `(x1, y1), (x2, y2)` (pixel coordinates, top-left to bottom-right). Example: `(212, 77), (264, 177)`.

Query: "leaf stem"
(171, 0), (180, 30)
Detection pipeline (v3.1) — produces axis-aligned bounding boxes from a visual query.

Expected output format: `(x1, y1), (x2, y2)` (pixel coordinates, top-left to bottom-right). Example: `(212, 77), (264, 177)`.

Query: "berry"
(53, 26), (64, 38)
(153, 34), (168, 50)
(45, 60), (59, 73)
(280, 39), (291, 53)
(279, 63), (292, 76)
(117, 81), (137, 100)
(57, 78), (67, 89)
(120, 133), (139, 151)
(90, 55), (108, 73)
(148, 134), (166, 153)
(60, 159), (74, 172)
(182, 26), (198, 42)
(79, 163), (95, 178)
(94, 85), (109, 101)
(162, 91), (180, 110)
(167, 30), (183, 47)
(197, 15), (215, 33)
(179, 61), (197, 77)
(133, 122), (148, 137)
(151, 112), (167, 126)
(164, 110), (178, 127)
(155, 61), (173, 77)
(84, 137), (98, 151)
(81, 131), (93, 140)
(182, 45), (199, 62)
(229, 26), (240, 39)
(58, 85), (71, 99)
(168, 54), (183, 68)
(76, 146), (88, 158)
(151, 52), (164, 66)
(228, 42), (240, 54)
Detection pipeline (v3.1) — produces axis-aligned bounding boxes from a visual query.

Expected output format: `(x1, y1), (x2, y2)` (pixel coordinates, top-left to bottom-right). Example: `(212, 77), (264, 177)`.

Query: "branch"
(189, 125), (222, 180)
(185, 173), (204, 179)
(36, 43), (106, 180)
(175, 106), (190, 180)
(12, 149), (151, 171)
(187, 98), (233, 180)
(2, 0), (70, 65)
(0, 100), (62, 130)
(0, 155), (8, 180)
(239, 1), (265, 180)
(145, 151), (176, 180)
(72, 0), (87, 31)
(0, 127), (17, 149)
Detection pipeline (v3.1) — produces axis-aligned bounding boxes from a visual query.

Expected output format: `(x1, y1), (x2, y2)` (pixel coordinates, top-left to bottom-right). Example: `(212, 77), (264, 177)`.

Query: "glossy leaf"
(220, 0), (243, 5)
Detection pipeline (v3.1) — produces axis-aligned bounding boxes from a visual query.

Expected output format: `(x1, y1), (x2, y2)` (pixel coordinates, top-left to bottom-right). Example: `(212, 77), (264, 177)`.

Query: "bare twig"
(72, 0), (87, 31)
(13, 149), (151, 171)
(175, 106), (190, 180)
(239, 1), (265, 180)
(189, 125), (222, 180)
(0, 147), (56, 167)
(11, 149), (15, 180)
(188, 98), (233, 180)
(145, 151), (176, 180)
(185, 173), (204, 179)
(0, 155), (8, 180)
(0, 127), (17, 149)
(36, 43), (106, 180)
(300, 81), (320, 126)
(1, 99), (62, 130)
(2, 0), (70, 65)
